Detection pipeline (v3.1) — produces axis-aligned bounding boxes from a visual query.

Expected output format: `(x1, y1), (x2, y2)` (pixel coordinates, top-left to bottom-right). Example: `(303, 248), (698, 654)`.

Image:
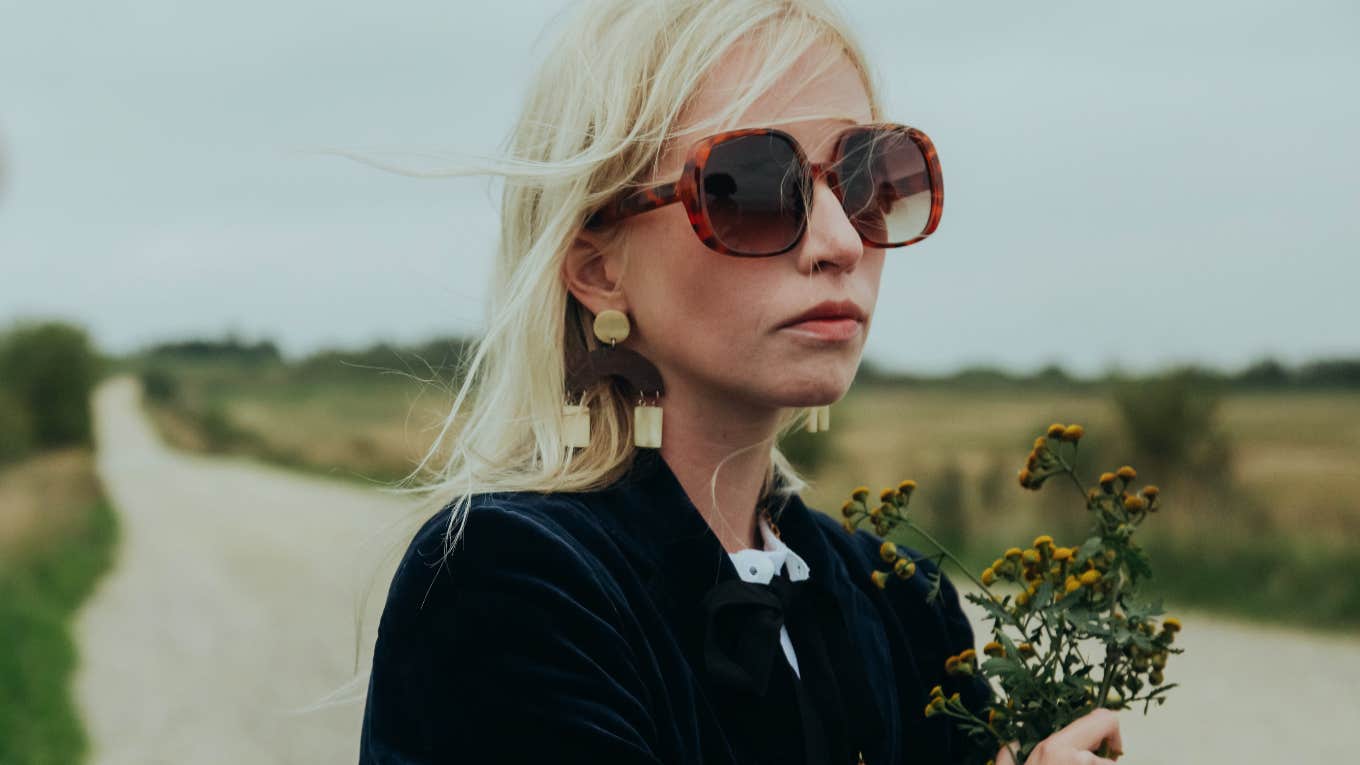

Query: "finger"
(994, 740), (1020, 765)
(1049, 708), (1122, 753)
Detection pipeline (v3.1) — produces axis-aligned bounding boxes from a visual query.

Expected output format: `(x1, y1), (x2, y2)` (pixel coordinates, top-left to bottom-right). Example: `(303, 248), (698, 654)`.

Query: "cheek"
(623, 211), (779, 360)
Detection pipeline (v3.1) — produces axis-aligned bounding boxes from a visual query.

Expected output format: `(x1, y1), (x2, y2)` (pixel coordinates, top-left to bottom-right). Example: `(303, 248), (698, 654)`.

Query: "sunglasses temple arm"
(587, 181), (680, 228)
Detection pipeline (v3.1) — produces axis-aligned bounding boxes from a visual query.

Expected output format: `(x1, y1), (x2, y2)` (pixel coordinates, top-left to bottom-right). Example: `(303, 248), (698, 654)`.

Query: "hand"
(994, 708), (1123, 764)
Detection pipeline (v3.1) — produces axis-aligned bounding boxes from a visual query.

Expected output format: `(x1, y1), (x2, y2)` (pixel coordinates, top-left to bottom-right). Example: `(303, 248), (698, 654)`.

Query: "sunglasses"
(585, 122), (942, 257)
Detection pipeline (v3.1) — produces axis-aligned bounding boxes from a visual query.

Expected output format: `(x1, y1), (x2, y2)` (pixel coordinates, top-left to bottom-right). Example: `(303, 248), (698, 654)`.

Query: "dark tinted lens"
(835, 128), (932, 245)
(701, 133), (805, 255)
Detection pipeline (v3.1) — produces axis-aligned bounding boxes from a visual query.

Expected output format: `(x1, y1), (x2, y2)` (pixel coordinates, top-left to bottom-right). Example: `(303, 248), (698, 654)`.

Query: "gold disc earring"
(562, 308), (666, 450)
(592, 309), (664, 449)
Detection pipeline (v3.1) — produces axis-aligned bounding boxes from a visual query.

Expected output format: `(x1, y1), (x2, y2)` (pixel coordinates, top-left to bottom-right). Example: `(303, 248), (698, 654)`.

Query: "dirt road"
(75, 374), (1359, 763)
(74, 376), (417, 764)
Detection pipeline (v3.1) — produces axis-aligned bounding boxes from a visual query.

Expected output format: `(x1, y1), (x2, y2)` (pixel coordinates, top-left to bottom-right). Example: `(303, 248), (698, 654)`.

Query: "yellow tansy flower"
(880, 541), (899, 562)
(1116, 465), (1137, 481)
(851, 485), (870, 501)
(895, 559), (917, 579)
(1046, 423), (1066, 438)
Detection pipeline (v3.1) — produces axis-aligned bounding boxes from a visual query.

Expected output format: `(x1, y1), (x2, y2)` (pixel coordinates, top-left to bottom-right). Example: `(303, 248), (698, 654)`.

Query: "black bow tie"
(699, 569), (803, 696)
(698, 569), (885, 765)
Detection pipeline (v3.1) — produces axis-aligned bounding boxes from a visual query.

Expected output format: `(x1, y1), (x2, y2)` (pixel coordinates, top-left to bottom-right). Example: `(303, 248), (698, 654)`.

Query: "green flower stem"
(898, 517), (989, 593)
(1053, 449), (1091, 502)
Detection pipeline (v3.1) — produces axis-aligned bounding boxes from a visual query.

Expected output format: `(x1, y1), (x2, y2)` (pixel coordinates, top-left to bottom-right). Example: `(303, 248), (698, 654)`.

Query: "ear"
(561, 228), (628, 316)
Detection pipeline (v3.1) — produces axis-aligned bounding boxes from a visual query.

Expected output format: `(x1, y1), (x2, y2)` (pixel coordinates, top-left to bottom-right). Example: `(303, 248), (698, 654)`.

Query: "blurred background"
(1, 0), (1356, 763)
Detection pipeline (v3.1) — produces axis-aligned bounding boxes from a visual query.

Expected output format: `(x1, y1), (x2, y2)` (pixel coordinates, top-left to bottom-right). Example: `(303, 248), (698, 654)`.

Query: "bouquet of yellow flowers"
(840, 423), (1183, 764)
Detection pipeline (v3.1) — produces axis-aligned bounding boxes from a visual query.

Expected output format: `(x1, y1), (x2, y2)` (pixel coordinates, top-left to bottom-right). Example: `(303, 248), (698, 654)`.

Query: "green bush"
(0, 321), (102, 449)
(0, 389), (32, 464)
(139, 367), (179, 404)
(1110, 369), (1233, 484)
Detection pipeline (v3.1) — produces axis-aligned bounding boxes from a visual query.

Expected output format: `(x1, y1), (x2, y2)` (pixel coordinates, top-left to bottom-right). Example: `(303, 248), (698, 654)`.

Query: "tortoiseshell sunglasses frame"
(584, 122), (943, 257)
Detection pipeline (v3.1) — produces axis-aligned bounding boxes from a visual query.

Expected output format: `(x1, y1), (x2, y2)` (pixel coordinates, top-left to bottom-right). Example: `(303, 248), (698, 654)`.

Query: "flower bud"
(895, 558), (917, 580)
(1116, 465), (1137, 481)
(870, 570), (888, 589)
(851, 486), (870, 502)
(1060, 424), (1085, 442)
(880, 541), (899, 562)
(1046, 423), (1066, 439)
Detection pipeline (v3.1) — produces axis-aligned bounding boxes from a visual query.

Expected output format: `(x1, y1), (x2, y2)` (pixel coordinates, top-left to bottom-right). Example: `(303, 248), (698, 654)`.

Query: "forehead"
(661, 38), (874, 171)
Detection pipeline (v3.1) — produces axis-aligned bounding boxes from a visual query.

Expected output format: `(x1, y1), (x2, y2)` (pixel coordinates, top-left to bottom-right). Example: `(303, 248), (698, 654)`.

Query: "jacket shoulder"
(378, 491), (618, 626)
(361, 491), (661, 763)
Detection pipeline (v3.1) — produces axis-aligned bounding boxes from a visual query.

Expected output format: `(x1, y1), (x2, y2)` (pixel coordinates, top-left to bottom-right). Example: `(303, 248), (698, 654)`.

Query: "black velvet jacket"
(359, 449), (992, 764)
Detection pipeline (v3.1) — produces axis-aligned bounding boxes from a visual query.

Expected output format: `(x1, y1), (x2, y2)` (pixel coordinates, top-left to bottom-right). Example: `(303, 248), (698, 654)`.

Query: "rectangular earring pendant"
(563, 403), (591, 448)
(634, 404), (663, 448)
(794, 402), (826, 432)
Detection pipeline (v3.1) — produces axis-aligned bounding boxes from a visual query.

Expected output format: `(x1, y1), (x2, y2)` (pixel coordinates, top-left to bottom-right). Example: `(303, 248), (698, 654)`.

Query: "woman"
(358, 1), (1123, 763)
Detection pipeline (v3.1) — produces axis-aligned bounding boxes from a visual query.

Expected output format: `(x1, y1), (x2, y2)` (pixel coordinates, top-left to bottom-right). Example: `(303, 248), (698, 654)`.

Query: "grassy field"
(0, 448), (119, 765)
(134, 357), (1360, 631)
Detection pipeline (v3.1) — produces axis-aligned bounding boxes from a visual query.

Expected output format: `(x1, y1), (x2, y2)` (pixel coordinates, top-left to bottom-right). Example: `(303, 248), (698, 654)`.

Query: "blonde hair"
(373, 0), (883, 554)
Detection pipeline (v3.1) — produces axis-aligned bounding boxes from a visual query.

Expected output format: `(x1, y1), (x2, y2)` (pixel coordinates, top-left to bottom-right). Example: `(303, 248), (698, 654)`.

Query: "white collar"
(727, 513), (811, 584)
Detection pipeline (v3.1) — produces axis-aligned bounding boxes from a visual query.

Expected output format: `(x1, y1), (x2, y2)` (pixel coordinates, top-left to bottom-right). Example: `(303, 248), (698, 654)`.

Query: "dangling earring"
(804, 405), (831, 433)
(562, 393), (591, 449)
(563, 308), (666, 450)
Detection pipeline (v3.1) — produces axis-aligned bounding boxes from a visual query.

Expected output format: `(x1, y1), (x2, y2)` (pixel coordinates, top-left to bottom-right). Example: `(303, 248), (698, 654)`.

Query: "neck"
(655, 377), (782, 554)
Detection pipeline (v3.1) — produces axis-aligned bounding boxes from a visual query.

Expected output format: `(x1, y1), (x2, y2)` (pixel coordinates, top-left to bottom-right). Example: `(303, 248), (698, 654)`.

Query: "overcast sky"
(2, 0), (1356, 376)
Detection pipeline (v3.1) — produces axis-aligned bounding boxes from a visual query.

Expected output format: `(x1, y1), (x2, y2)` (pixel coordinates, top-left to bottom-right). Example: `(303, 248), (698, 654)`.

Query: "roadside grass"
(0, 449), (119, 765)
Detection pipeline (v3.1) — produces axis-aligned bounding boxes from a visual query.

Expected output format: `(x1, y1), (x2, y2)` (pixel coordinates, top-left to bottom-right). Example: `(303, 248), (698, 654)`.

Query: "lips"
(780, 299), (867, 328)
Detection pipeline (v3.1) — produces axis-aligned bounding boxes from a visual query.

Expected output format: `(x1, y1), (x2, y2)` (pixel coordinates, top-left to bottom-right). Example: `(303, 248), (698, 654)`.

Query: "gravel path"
(74, 376), (416, 764)
(74, 374), (1360, 763)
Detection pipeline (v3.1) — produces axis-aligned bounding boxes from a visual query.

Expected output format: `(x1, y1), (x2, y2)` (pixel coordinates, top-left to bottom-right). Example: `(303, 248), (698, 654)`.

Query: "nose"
(796, 175), (864, 274)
